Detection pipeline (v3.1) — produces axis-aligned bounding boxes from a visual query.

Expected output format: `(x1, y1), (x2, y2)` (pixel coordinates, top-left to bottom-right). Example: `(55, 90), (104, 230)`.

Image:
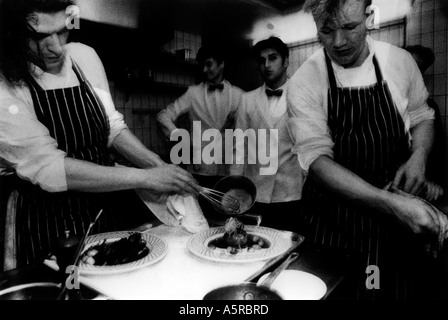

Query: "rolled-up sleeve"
(406, 55), (435, 127)
(0, 92), (67, 192)
(68, 43), (128, 147)
(94, 88), (127, 147)
(286, 60), (334, 173)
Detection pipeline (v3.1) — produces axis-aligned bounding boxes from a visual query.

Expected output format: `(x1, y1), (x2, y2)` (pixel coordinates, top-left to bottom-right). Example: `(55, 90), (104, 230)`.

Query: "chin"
(45, 61), (64, 74)
(334, 56), (356, 67)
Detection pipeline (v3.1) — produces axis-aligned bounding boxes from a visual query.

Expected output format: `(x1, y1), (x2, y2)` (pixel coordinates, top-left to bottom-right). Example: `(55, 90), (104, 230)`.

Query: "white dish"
(79, 231), (168, 277)
(187, 226), (303, 264)
(258, 270), (327, 300)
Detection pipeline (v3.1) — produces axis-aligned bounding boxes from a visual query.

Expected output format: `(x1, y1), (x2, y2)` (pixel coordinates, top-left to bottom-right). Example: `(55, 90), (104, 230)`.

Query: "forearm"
(310, 156), (448, 237)
(65, 157), (200, 196)
(156, 109), (178, 138)
(410, 119), (435, 164)
(310, 156), (394, 214)
(112, 129), (164, 168)
(65, 157), (146, 192)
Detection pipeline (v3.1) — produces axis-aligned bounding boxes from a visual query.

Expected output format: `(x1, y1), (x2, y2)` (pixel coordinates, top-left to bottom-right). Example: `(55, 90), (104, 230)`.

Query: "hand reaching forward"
(391, 149), (427, 196)
(142, 164), (201, 196)
(388, 187), (448, 257)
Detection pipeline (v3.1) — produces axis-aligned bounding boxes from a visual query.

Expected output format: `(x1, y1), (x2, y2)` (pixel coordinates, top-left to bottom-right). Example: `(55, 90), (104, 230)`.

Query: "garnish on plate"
(208, 217), (269, 254)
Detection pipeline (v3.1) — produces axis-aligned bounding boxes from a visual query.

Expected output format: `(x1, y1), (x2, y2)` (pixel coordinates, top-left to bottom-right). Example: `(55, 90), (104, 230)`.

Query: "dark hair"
(252, 36), (289, 61)
(405, 45), (435, 74)
(196, 45), (225, 65)
(304, 0), (372, 22)
(0, 0), (75, 85)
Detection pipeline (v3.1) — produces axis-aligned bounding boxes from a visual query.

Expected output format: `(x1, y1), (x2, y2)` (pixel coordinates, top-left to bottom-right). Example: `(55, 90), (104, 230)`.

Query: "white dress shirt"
(231, 81), (304, 203)
(0, 42), (127, 192)
(157, 80), (244, 176)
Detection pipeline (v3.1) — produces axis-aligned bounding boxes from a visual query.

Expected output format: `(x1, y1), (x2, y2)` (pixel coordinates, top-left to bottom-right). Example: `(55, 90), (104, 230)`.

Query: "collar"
(264, 81), (288, 95)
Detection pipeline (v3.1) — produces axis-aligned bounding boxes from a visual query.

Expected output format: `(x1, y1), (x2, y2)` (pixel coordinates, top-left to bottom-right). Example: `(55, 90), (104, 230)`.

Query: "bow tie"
(265, 89), (283, 97)
(208, 83), (224, 91)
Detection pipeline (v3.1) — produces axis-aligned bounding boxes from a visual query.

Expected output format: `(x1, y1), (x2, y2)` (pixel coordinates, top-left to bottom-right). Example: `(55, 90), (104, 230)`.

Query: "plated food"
(81, 232), (149, 266)
(188, 219), (302, 263)
(208, 218), (269, 254)
(79, 231), (168, 276)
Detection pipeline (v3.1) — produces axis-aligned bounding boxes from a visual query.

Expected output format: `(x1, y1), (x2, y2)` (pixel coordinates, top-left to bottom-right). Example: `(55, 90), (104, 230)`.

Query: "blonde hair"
(304, 0), (372, 22)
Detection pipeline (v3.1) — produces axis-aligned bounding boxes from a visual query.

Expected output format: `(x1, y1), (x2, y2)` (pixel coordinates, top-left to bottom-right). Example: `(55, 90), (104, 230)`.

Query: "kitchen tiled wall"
(110, 31), (201, 162)
(406, 0), (448, 187)
(110, 82), (183, 161)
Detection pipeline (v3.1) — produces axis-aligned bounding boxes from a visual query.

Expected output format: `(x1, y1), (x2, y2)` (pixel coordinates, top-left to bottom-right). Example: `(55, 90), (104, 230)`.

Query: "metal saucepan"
(0, 282), (61, 300)
(211, 175), (257, 216)
(203, 252), (299, 300)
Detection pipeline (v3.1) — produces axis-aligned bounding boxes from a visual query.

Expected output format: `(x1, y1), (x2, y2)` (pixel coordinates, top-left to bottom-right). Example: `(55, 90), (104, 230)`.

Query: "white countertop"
(79, 224), (266, 300)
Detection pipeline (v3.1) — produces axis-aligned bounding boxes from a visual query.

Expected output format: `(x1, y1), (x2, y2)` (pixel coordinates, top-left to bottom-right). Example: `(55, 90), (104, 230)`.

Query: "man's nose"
(47, 34), (64, 56)
(262, 60), (272, 70)
(333, 30), (347, 48)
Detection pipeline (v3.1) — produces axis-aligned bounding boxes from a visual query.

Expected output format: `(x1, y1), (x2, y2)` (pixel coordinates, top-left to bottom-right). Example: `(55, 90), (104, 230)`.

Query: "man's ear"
(284, 57), (289, 69)
(365, 4), (380, 30)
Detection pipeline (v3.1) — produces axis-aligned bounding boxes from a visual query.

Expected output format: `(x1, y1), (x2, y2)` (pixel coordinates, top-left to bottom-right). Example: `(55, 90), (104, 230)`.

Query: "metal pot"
(203, 282), (282, 300)
(212, 175), (257, 216)
(0, 282), (61, 300)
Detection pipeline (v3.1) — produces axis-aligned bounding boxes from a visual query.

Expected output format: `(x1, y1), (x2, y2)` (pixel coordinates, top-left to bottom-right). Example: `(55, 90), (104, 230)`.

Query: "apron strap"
(71, 59), (110, 134)
(324, 50), (338, 90)
(372, 55), (384, 83)
(70, 58), (88, 85)
(25, 71), (44, 92)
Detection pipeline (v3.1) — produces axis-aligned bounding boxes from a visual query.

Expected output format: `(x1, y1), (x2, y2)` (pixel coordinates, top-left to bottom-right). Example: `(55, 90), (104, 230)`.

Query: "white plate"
(258, 270), (327, 300)
(187, 226), (302, 263)
(79, 231), (168, 277)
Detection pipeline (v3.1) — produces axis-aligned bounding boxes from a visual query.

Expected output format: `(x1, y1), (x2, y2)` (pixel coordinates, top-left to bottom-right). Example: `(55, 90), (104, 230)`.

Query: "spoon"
(57, 209), (103, 300)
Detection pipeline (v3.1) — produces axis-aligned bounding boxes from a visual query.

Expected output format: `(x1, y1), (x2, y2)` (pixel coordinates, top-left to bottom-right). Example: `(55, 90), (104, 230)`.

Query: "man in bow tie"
(157, 44), (244, 218)
(230, 37), (305, 232)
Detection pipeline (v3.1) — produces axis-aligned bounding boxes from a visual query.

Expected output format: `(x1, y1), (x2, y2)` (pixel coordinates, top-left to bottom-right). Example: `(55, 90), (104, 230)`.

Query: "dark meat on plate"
(82, 233), (150, 266)
(223, 218), (249, 247)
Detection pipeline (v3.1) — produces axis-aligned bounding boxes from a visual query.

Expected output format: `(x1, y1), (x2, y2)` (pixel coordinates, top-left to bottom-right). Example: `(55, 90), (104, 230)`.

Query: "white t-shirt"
(287, 36), (434, 172)
(0, 42), (127, 192)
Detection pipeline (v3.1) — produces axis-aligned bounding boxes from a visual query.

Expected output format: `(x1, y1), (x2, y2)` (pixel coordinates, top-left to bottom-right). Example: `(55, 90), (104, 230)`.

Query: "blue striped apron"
(300, 51), (430, 300)
(8, 60), (149, 268)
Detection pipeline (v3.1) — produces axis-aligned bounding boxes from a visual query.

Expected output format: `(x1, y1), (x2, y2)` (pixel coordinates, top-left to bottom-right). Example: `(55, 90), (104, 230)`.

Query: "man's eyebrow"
(29, 26), (69, 38)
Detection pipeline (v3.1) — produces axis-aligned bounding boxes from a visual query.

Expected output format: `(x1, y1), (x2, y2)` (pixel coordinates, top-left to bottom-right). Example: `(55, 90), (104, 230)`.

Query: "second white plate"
(187, 226), (302, 264)
(79, 231), (168, 277)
